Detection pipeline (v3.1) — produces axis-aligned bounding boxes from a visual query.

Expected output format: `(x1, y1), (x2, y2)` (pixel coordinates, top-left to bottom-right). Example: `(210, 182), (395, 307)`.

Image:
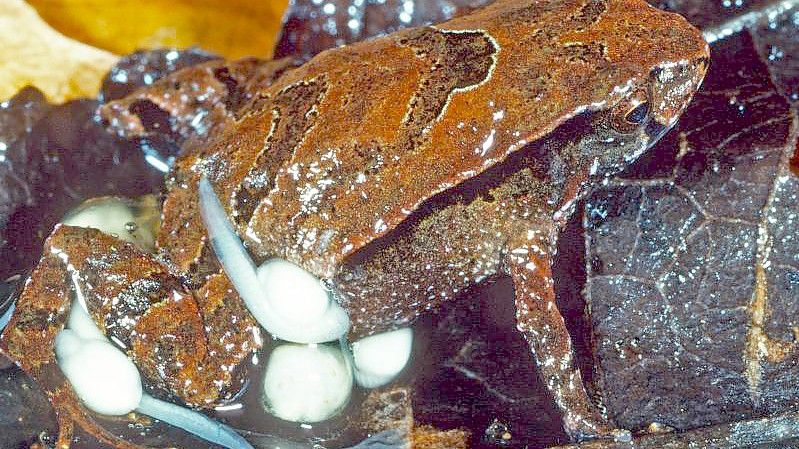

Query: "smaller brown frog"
(2, 1), (709, 447)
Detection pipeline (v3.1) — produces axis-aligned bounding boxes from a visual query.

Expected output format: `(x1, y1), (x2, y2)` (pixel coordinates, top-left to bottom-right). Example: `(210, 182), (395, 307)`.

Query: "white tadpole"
(198, 176), (350, 344)
(262, 343), (353, 423)
(55, 325), (255, 449)
(254, 260), (351, 343)
(54, 329), (83, 360)
(55, 337), (143, 416)
(257, 258), (330, 324)
(351, 328), (413, 389)
(67, 299), (107, 341)
(61, 196), (156, 251)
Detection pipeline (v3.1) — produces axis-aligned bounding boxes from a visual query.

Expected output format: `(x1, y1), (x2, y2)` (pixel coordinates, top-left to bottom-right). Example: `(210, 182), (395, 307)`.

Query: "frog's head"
(539, 0), (713, 181)
(568, 53), (709, 180)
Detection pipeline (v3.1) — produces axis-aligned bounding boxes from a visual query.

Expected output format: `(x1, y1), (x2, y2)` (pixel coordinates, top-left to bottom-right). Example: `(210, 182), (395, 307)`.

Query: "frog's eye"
(609, 88), (650, 134)
(625, 101), (650, 125)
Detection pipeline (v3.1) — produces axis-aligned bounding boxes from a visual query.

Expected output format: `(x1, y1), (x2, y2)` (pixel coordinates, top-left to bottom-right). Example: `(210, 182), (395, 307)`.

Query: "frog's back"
(162, 0), (706, 277)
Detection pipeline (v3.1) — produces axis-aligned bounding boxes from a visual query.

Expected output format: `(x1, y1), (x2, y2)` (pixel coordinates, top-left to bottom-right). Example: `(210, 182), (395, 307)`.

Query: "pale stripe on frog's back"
(173, 0), (707, 279)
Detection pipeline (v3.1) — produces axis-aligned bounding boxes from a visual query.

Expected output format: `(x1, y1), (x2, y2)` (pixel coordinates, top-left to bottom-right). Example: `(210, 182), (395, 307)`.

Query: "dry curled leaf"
(0, 0), (117, 103)
(27, 0), (288, 60)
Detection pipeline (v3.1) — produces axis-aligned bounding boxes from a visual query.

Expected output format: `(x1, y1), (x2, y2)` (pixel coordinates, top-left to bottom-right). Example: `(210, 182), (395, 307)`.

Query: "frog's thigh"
(1, 226), (150, 449)
(504, 226), (618, 441)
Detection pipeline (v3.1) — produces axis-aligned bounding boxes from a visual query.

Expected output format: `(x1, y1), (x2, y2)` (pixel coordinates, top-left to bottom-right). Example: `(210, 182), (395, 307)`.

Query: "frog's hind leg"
(0, 226), (149, 449)
(504, 224), (625, 442)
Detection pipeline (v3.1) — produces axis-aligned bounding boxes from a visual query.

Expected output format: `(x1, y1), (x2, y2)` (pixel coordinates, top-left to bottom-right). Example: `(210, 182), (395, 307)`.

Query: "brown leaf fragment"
(412, 425), (471, 449)
(792, 139), (799, 177)
(0, 0), (117, 103)
(359, 386), (414, 435)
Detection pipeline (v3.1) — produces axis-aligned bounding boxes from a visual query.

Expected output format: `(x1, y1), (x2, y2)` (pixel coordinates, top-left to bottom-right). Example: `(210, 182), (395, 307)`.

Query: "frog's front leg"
(504, 225), (625, 442)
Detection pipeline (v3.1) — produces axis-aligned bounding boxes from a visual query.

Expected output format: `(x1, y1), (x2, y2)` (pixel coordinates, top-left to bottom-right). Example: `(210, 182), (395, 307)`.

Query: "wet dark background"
(2, 1), (799, 448)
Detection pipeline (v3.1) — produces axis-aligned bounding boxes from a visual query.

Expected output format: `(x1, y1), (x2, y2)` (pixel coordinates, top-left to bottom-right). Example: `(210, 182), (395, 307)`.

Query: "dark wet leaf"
(99, 48), (220, 102)
(646, 0), (775, 31)
(0, 87), (51, 234)
(583, 24), (799, 436)
(0, 92), (164, 282)
(750, 3), (799, 104)
(411, 278), (570, 449)
(274, 0), (493, 60)
(551, 410), (799, 449)
(0, 48), (231, 282)
(0, 359), (59, 449)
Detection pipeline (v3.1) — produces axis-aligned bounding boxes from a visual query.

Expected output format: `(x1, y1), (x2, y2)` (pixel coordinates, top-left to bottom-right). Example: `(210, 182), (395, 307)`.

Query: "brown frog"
(1, 0), (709, 447)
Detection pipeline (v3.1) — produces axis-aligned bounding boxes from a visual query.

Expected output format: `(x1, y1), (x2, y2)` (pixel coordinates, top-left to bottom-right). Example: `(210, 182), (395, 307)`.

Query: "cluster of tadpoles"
(39, 178), (415, 449)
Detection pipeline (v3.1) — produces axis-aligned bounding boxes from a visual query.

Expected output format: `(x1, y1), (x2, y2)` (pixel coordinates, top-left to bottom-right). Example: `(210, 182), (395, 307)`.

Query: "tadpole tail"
(137, 394), (255, 449)
(198, 176), (263, 308)
(0, 300), (15, 333)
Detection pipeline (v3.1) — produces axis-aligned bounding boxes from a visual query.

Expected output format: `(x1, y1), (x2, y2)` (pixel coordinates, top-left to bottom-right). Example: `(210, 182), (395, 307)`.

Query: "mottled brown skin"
(101, 56), (302, 152)
(160, 0), (707, 278)
(0, 226), (261, 449)
(160, 0), (707, 438)
(1, 0), (708, 447)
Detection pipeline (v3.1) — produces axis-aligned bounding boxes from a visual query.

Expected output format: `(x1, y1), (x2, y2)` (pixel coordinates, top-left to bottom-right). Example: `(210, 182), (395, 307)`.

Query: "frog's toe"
(613, 429), (633, 443)
(564, 417), (629, 442)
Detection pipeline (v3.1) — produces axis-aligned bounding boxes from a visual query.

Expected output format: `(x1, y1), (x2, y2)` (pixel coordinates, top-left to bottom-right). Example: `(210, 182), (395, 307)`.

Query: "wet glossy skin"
(162, 0), (708, 280)
(1, 227), (261, 448)
(1, 0), (708, 447)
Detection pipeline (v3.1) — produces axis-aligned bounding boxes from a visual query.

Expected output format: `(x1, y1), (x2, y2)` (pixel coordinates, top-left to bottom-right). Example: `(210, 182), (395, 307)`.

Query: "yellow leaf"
(27, 0), (289, 60)
(0, 0), (117, 103)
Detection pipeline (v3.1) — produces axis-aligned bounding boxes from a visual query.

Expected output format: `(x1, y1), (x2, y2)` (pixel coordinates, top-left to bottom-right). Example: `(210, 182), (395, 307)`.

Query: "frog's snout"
(647, 54), (710, 135)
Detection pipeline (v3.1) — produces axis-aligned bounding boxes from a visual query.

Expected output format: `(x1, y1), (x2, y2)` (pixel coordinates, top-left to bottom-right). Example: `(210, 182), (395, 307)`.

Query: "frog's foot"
(0, 230), (153, 449)
(504, 226), (623, 442)
(563, 416), (631, 443)
(26, 224), (257, 408)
